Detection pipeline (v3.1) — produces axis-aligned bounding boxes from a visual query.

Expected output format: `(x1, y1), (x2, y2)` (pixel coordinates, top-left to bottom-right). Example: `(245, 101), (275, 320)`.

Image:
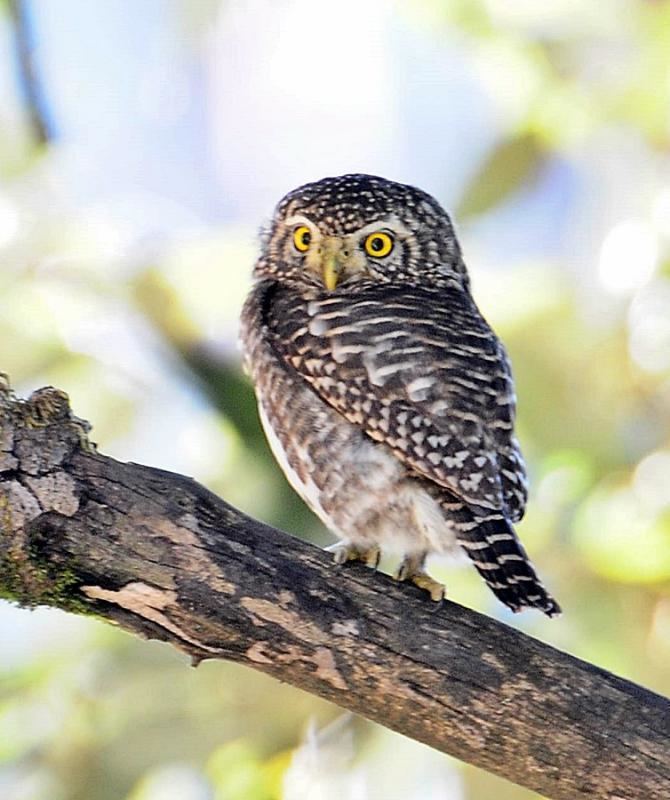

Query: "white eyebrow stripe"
(284, 214), (318, 228)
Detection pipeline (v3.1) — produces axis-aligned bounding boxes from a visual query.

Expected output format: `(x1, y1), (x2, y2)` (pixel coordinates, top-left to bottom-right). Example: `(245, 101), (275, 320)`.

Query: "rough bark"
(0, 377), (668, 800)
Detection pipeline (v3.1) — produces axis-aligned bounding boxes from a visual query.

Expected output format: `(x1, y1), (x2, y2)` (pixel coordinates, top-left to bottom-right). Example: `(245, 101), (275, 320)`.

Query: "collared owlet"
(240, 174), (560, 616)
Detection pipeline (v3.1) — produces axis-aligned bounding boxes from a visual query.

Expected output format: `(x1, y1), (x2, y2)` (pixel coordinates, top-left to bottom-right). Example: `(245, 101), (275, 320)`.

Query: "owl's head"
(254, 174), (469, 293)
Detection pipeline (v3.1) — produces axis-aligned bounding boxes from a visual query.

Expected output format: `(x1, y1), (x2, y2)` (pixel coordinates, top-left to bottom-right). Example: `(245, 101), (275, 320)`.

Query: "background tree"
(1, 1), (669, 799)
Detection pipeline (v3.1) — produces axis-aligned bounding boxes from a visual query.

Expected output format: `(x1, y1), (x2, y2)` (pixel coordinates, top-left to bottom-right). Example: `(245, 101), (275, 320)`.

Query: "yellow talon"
(328, 542), (380, 569)
(394, 554), (445, 602)
(409, 572), (446, 602)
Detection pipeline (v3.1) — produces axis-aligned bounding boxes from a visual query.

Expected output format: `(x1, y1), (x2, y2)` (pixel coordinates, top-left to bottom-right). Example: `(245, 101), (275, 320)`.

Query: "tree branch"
(0, 376), (668, 800)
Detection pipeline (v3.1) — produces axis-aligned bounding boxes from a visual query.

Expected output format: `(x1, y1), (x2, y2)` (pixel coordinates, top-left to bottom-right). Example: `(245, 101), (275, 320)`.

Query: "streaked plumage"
(241, 174), (560, 616)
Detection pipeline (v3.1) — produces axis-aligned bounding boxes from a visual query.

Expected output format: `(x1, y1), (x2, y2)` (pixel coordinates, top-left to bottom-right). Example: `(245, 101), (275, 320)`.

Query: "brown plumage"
(240, 174), (560, 616)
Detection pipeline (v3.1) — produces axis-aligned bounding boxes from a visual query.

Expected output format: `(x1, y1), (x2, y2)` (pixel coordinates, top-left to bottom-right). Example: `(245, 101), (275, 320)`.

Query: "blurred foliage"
(131, 268), (323, 539)
(456, 133), (546, 218)
(1, 1), (670, 799)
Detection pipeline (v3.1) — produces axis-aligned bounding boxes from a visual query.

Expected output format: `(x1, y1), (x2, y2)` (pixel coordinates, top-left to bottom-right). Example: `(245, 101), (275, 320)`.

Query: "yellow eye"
(293, 225), (312, 252)
(364, 231), (394, 258)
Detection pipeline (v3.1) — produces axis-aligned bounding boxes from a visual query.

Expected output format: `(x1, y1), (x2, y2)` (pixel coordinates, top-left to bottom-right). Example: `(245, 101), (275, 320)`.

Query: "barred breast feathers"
(263, 282), (528, 522)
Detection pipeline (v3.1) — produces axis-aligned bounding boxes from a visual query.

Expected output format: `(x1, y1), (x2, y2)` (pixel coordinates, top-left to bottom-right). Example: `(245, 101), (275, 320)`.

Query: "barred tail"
(441, 499), (561, 616)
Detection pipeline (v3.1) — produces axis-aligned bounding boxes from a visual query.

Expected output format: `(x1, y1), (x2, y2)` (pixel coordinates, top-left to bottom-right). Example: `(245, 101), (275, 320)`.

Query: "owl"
(240, 174), (560, 616)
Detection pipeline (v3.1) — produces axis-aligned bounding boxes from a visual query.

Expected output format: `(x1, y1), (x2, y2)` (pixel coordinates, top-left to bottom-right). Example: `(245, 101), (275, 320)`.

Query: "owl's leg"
(395, 553), (445, 602)
(327, 541), (381, 569)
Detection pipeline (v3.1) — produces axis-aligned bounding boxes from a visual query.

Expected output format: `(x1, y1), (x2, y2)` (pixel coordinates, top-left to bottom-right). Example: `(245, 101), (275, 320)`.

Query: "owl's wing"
(489, 347), (528, 522)
(267, 283), (528, 521)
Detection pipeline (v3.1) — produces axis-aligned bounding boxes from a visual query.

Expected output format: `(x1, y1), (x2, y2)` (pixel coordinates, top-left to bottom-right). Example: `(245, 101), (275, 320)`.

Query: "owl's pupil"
(370, 237), (384, 252)
(301, 231), (311, 247)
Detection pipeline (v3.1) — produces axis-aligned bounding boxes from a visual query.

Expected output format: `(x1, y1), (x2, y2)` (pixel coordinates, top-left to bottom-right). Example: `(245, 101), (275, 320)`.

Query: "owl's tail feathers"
(456, 513), (561, 617)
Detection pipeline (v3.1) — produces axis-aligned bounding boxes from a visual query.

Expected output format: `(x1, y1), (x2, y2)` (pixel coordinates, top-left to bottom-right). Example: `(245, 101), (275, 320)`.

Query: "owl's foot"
(327, 542), (381, 569)
(394, 555), (445, 602)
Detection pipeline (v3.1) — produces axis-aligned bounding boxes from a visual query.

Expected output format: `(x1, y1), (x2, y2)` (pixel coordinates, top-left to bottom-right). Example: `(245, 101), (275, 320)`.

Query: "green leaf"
(456, 133), (545, 218)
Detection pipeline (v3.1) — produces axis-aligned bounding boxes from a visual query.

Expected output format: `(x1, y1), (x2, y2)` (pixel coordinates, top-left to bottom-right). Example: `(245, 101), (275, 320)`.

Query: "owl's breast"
(240, 280), (456, 552)
(240, 280), (393, 532)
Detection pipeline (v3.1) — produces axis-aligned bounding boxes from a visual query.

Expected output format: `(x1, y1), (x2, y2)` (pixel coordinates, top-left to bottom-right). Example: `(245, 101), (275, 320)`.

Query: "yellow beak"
(322, 255), (340, 291)
(321, 238), (344, 290)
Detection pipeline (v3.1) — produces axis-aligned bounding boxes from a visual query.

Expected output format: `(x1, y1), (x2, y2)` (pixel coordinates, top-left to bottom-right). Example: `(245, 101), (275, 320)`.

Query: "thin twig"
(8, 0), (53, 145)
